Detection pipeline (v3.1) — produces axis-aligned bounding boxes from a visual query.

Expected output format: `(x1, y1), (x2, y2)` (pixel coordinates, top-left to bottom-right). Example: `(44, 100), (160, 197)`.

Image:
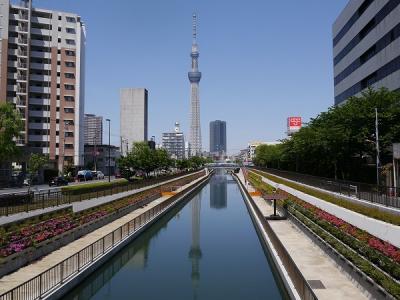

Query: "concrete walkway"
(0, 171), (202, 226)
(0, 174), (206, 295)
(238, 171), (368, 300)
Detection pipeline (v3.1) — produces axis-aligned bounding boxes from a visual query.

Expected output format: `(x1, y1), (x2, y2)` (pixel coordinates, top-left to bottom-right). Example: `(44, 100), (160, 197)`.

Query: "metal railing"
(234, 173), (317, 300)
(0, 171), (202, 216)
(0, 189), (181, 300)
(253, 167), (400, 209)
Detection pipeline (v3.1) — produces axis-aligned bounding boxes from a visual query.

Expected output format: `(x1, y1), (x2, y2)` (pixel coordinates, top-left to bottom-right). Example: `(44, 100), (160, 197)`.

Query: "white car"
(96, 171), (105, 179)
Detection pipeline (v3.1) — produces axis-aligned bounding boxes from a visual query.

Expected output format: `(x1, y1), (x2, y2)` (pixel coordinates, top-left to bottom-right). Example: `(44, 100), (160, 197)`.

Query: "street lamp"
(106, 119), (111, 182)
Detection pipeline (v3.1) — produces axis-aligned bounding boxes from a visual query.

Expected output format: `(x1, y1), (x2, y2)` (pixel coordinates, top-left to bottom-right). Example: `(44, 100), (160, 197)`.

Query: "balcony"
(28, 122), (49, 130)
(29, 98), (50, 106)
(30, 51), (51, 59)
(29, 74), (50, 82)
(30, 39), (49, 47)
(30, 28), (50, 36)
(29, 86), (50, 93)
(28, 135), (49, 142)
(30, 63), (51, 70)
(29, 110), (50, 118)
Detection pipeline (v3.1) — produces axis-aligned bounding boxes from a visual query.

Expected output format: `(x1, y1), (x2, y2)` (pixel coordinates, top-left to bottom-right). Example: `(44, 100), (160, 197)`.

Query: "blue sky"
(35, 0), (348, 154)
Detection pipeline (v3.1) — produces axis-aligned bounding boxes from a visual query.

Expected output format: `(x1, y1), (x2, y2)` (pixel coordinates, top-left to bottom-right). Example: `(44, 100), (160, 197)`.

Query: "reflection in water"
(189, 193), (202, 298)
(210, 172), (227, 209)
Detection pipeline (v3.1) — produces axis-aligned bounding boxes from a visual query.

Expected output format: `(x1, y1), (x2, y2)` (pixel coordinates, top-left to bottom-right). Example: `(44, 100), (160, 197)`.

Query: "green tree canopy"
(0, 103), (24, 163)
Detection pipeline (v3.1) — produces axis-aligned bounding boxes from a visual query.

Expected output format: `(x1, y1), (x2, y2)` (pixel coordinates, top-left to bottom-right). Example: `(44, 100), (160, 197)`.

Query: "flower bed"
(246, 171), (400, 299)
(252, 169), (400, 225)
(0, 171), (204, 259)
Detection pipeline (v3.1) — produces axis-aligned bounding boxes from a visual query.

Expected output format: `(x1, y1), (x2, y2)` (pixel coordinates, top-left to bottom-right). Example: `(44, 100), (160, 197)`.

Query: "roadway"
(0, 176), (118, 195)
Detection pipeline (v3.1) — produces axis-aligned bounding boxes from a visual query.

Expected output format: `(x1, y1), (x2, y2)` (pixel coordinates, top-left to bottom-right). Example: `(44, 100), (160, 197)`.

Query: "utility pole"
(106, 119), (111, 182)
(93, 135), (97, 171)
(375, 108), (380, 187)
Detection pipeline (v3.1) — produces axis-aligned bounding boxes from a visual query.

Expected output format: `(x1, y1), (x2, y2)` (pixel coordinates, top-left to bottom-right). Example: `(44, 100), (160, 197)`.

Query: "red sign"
(288, 117), (302, 127)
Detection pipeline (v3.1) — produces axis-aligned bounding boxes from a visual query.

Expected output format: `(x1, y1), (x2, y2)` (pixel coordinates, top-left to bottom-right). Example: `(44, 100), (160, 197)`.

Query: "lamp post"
(106, 119), (111, 182)
(375, 108), (380, 187)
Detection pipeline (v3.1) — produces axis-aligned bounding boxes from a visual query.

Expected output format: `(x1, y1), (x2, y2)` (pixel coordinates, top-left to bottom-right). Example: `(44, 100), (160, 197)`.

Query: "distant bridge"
(205, 163), (240, 169)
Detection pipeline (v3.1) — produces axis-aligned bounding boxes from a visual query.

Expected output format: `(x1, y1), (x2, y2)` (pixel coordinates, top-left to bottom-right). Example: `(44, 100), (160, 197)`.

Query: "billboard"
(287, 117), (302, 135)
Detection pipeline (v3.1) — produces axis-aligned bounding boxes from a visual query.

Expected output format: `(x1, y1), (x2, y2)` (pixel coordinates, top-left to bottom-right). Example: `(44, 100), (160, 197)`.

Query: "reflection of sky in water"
(63, 175), (286, 300)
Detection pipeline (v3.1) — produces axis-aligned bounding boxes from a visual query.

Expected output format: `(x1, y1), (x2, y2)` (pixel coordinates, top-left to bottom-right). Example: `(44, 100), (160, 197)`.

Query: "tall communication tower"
(188, 13), (202, 156)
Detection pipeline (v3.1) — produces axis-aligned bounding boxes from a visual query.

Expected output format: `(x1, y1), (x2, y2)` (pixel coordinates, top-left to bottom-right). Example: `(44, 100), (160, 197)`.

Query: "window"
(58, 16), (62, 21)
(58, 38), (61, 43)
(65, 144), (74, 149)
(65, 50), (75, 56)
(66, 28), (75, 34)
(64, 107), (74, 113)
(58, 27), (61, 32)
(66, 16), (76, 23)
(65, 73), (75, 79)
(65, 131), (74, 137)
(64, 120), (74, 125)
(65, 61), (75, 67)
(66, 39), (75, 45)
(64, 96), (74, 101)
(64, 84), (75, 90)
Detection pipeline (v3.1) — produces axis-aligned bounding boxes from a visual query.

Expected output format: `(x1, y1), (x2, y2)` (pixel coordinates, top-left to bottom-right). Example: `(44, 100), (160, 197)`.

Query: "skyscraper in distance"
(188, 13), (202, 157)
(210, 120), (227, 156)
(84, 114), (102, 145)
(120, 88), (148, 156)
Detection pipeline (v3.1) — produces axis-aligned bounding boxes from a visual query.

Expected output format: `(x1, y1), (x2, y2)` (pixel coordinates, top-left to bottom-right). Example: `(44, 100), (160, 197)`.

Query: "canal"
(63, 171), (287, 300)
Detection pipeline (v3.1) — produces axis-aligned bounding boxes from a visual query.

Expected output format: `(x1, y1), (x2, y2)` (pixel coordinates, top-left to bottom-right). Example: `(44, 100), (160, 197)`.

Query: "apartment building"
(84, 113), (102, 145)
(0, 0), (85, 170)
(333, 0), (400, 105)
(162, 122), (185, 160)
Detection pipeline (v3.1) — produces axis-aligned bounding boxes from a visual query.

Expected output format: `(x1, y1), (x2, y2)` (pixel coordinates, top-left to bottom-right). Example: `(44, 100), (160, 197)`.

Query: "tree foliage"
(254, 88), (400, 182)
(0, 103), (24, 163)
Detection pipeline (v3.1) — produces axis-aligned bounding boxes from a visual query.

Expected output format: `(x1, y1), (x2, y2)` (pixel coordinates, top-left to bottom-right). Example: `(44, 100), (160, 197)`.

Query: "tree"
(27, 154), (49, 185)
(0, 103), (24, 163)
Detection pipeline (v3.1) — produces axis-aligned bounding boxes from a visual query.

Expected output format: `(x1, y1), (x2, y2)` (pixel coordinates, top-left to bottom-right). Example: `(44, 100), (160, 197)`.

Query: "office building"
(0, 0), (86, 170)
(188, 13), (202, 156)
(209, 120), (226, 156)
(162, 122), (185, 160)
(84, 113), (102, 145)
(333, 0), (400, 105)
(120, 88), (148, 156)
(83, 144), (120, 176)
(248, 141), (280, 161)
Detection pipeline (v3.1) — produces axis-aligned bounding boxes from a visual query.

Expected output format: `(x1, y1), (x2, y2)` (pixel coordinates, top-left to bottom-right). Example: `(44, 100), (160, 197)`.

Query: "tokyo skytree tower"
(188, 13), (202, 156)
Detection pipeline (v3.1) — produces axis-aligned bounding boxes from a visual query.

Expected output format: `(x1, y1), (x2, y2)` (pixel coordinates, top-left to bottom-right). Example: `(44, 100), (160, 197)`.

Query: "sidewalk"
(0, 171), (202, 226)
(0, 174), (206, 295)
(238, 171), (368, 300)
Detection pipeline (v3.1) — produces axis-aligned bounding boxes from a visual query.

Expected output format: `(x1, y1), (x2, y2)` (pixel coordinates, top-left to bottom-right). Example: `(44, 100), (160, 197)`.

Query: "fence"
(234, 173), (317, 300)
(0, 178), (196, 300)
(0, 171), (200, 216)
(253, 167), (400, 209)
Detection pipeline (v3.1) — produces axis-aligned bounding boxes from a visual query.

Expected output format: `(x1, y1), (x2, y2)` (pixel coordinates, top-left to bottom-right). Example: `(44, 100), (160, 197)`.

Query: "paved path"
(0, 171), (202, 226)
(0, 174), (206, 295)
(238, 171), (368, 300)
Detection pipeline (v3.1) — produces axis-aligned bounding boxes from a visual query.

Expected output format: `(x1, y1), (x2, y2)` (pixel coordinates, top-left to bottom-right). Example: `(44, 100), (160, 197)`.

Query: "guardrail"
(0, 194), (174, 300)
(234, 173), (318, 300)
(253, 167), (400, 209)
(0, 171), (200, 216)
(0, 172), (210, 300)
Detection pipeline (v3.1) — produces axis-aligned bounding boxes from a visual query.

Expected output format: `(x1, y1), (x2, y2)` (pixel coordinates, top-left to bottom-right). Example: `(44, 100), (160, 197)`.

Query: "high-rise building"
(162, 122), (185, 160)
(333, 0), (400, 105)
(84, 114), (102, 145)
(120, 88), (148, 156)
(188, 13), (202, 156)
(0, 0), (86, 169)
(209, 120), (226, 155)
